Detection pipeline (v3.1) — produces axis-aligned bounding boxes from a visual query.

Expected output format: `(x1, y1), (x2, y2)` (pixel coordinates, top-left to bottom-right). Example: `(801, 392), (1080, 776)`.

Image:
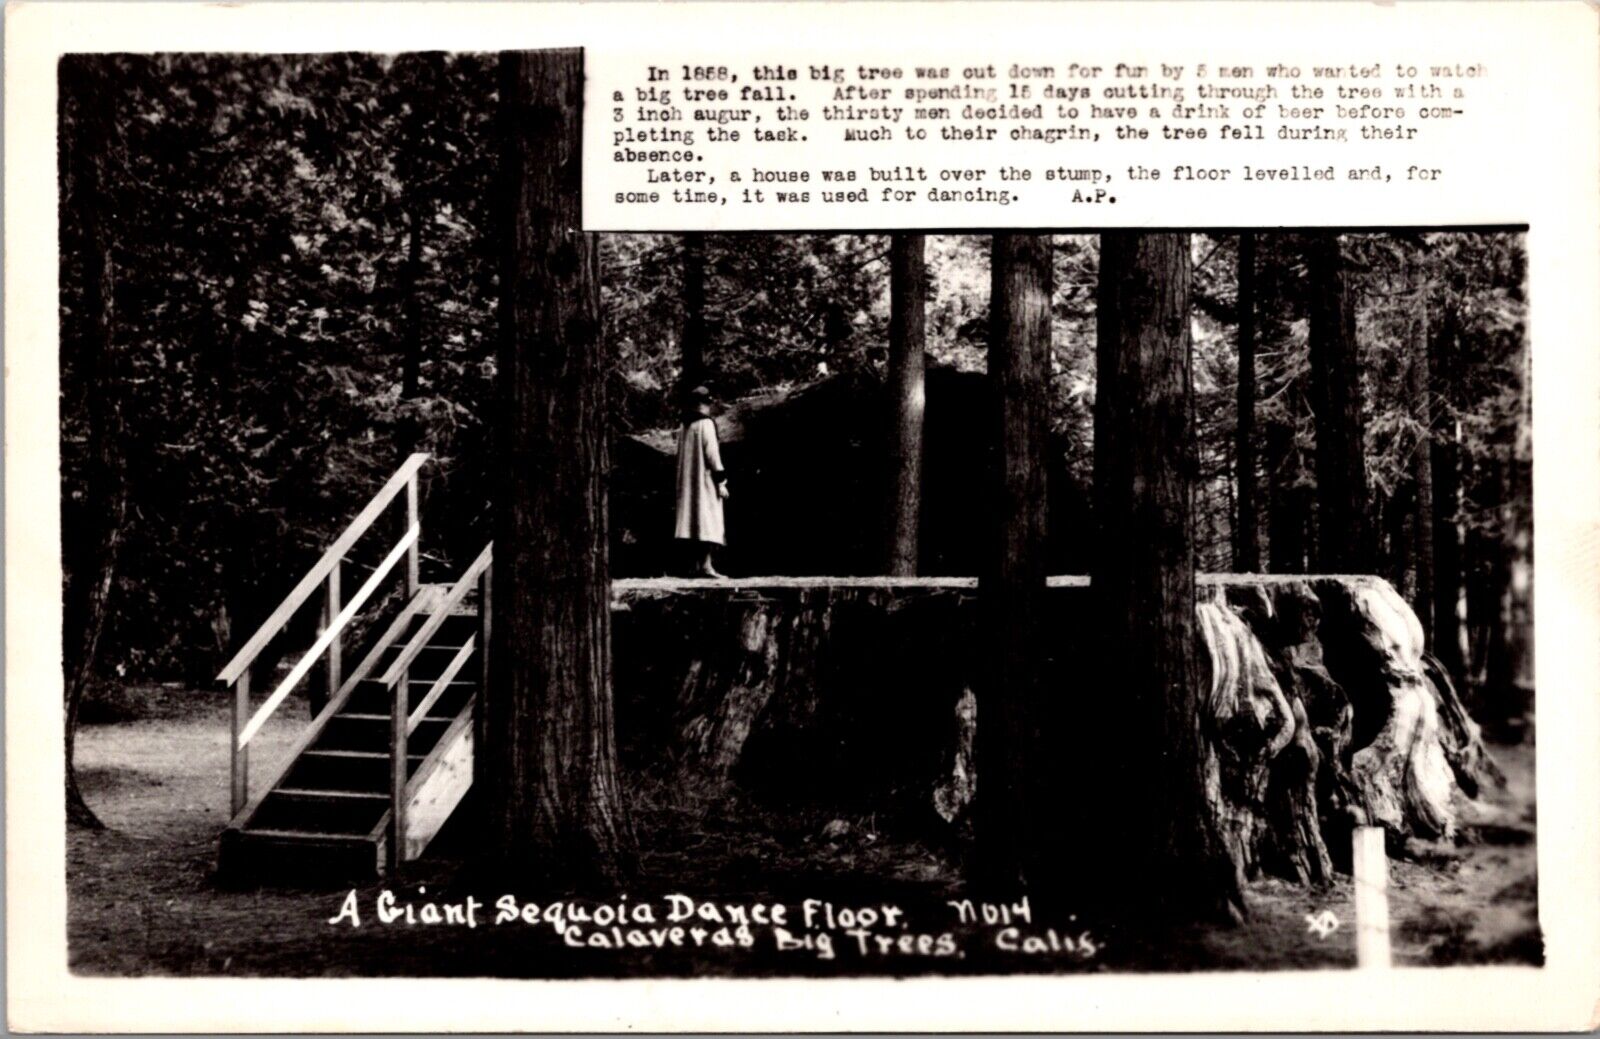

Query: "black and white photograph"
(53, 47), (1540, 985)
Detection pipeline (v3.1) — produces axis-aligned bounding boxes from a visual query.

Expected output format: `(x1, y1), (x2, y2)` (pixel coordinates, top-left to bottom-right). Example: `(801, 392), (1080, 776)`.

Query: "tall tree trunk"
(1384, 483), (1415, 601)
(1305, 232), (1371, 573)
(1094, 232), (1244, 922)
(887, 233), (927, 576)
(1506, 329), (1534, 711)
(1265, 420), (1309, 573)
(974, 234), (1051, 889)
(397, 51), (443, 407)
(1234, 233), (1260, 571)
(61, 57), (124, 831)
(1409, 288), (1436, 634)
(680, 232), (707, 390)
(484, 48), (630, 884)
(1262, 236), (1310, 574)
(1479, 449), (1521, 731)
(1429, 303), (1467, 688)
(400, 198), (426, 399)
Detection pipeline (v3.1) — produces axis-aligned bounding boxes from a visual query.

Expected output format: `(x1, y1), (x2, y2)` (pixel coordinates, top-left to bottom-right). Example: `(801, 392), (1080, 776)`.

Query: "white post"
(325, 564), (342, 705)
(390, 666), (408, 875)
(230, 667), (250, 817)
(405, 472), (421, 598)
(1353, 826), (1391, 969)
(476, 562), (492, 788)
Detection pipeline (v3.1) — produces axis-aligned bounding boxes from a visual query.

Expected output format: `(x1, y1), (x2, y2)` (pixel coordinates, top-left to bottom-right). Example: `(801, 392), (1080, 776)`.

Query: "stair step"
(216, 578), (485, 887)
(403, 609), (479, 630)
(354, 678), (478, 688)
(284, 747), (429, 793)
(345, 679), (475, 719)
(380, 642), (476, 669)
(238, 827), (374, 844)
(220, 824), (384, 885)
(252, 784), (392, 835)
(313, 711), (459, 756)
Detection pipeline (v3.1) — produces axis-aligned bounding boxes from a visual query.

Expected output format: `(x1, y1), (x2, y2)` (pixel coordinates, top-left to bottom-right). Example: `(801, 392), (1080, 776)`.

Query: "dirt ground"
(68, 684), (1541, 977)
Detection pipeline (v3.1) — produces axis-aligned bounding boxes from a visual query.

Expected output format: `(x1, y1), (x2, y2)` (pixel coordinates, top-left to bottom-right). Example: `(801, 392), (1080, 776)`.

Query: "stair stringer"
(365, 697), (476, 868)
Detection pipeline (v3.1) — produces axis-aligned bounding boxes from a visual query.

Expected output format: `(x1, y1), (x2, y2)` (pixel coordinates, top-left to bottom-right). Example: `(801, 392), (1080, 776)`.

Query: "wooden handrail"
(217, 452), (430, 685)
(226, 588), (442, 826)
(379, 542), (493, 688)
(237, 522), (419, 750)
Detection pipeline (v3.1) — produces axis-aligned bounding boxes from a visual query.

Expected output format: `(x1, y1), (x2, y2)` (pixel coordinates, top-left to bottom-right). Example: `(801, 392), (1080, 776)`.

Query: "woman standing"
(674, 385), (729, 577)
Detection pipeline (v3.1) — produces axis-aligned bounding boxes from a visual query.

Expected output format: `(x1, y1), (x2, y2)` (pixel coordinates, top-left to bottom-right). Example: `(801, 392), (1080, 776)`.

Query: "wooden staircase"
(215, 454), (492, 885)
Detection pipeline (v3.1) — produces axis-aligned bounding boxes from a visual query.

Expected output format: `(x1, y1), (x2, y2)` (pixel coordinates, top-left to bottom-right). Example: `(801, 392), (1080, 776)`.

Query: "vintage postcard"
(7, 1), (1599, 1032)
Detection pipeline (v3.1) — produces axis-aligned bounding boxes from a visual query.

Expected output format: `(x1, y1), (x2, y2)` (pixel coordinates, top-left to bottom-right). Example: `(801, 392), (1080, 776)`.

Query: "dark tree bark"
(1261, 234), (1310, 575)
(1476, 449), (1522, 729)
(1265, 420), (1311, 573)
(1234, 233), (1261, 572)
(61, 58), (127, 831)
(680, 233), (708, 390)
(1409, 289), (1436, 632)
(1385, 481), (1416, 602)
(1094, 232), (1244, 922)
(1501, 334), (1534, 723)
(887, 233), (927, 576)
(1429, 303), (1467, 688)
(1305, 232), (1371, 573)
(483, 49), (630, 884)
(974, 234), (1052, 889)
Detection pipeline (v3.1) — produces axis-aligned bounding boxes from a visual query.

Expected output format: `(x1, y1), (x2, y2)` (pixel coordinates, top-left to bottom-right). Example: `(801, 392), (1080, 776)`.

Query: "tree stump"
(612, 574), (1502, 889)
(673, 596), (789, 797)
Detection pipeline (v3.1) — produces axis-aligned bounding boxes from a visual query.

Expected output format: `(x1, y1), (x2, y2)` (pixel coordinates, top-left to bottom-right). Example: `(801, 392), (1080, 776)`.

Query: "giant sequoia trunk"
(886, 233), (927, 576)
(1235, 233), (1261, 572)
(484, 48), (630, 883)
(649, 579), (969, 804)
(975, 234), (1053, 888)
(1094, 232), (1244, 922)
(1306, 232), (1372, 573)
(614, 575), (1502, 893)
(61, 57), (124, 831)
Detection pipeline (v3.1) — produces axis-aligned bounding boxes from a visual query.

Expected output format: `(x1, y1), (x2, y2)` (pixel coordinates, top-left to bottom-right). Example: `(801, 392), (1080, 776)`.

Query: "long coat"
(674, 416), (726, 545)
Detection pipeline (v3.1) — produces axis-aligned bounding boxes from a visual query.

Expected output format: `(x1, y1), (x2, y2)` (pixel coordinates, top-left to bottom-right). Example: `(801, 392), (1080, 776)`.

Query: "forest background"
(58, 52), (1531, 731)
